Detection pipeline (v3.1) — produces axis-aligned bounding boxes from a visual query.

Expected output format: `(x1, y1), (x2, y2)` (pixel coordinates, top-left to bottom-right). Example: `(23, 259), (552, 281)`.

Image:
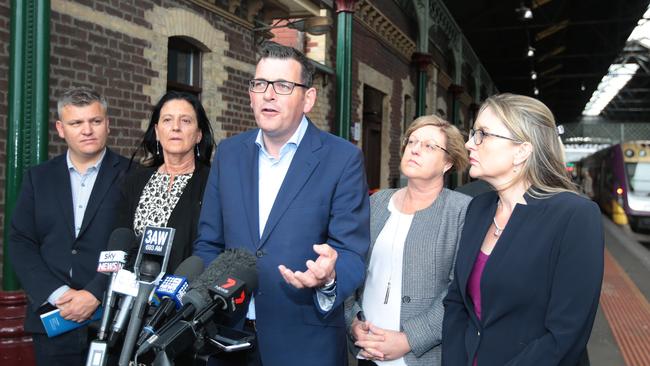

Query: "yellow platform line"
(599, 248), (650, 366)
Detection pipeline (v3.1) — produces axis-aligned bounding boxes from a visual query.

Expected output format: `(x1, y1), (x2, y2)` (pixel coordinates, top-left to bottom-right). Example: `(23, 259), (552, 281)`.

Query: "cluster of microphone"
(86, 227), (258, 366)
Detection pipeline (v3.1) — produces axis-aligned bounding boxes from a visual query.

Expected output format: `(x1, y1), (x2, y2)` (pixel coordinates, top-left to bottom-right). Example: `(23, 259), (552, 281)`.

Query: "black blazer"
(115, 162), (209, 273)
(8, 149), (130, 333)
(442, 191), (604, 366)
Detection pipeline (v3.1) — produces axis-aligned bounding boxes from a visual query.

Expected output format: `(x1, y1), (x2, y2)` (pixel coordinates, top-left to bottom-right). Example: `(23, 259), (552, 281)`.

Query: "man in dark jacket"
(8, 87), (130, 365)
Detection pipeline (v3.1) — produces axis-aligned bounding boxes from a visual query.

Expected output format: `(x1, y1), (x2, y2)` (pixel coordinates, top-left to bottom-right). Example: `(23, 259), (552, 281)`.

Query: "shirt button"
(478, 331), (481, 336)
(402, 296), (411, 303)
(256, 250), (264, 258)
(78, 205), (83, 208)
(81, 183), (85, 187)
(71, 249), (78, 254)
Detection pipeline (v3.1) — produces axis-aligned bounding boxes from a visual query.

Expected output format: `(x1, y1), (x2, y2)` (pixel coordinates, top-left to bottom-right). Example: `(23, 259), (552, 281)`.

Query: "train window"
(625, 162), (650, 193)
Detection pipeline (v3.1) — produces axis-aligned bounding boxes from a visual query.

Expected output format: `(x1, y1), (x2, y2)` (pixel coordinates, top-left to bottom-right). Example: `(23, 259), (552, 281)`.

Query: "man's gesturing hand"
(278, 243), (337, 289)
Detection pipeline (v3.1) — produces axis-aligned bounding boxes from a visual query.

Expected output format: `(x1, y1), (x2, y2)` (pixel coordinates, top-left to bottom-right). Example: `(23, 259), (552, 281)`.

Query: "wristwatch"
(320, 277), (336, 294)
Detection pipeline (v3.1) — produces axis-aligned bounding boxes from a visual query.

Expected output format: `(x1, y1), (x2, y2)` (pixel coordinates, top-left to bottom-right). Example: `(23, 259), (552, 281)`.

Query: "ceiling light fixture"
(516, 3), (533, 20)
(527, 46), (535, 57)
(627, 6), (650, 48)
(531, 71), (538, 80)
(582, 63), (639, 116)
(533, 86), (540, 96)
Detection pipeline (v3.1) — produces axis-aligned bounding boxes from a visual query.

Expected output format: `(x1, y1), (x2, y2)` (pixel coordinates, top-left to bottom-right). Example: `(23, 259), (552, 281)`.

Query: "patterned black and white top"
(133, 171), (193, 236)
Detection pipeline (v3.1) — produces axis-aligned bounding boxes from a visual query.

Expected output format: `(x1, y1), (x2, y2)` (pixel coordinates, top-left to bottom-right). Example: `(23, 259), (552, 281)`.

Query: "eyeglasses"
(404, 137), (449, 155)
(249, 79), (309, 95)
(469, 128), (522, 145)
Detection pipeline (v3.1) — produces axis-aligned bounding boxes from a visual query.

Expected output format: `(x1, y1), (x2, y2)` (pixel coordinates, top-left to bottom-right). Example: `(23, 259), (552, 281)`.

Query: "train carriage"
(577, 141), (650, 232)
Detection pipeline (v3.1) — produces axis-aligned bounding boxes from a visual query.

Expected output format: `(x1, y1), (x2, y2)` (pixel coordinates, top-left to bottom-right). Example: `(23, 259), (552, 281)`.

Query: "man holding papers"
(8, 88), (129, 365)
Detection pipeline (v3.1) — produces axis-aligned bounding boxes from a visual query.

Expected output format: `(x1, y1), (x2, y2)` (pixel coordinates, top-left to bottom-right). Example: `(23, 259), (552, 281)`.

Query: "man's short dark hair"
(57, 87), (107, 119)
(258, 41), (315, 87)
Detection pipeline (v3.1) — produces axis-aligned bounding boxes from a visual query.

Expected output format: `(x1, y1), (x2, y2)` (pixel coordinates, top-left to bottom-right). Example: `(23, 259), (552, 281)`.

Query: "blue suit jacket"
(194, 121), (370, 366)
(8, 149), (130, 333)
(442, 191), (604, 366)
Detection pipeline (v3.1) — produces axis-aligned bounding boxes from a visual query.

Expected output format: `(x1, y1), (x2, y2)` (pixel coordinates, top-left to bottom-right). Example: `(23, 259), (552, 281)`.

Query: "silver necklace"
(492, 216), (504, 237)
(492, 200), (504, 237)
(385, 192), (408, 304)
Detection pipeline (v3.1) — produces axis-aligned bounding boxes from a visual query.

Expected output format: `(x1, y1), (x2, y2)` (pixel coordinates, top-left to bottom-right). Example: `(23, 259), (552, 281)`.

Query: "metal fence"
(561, 122), (650, 143)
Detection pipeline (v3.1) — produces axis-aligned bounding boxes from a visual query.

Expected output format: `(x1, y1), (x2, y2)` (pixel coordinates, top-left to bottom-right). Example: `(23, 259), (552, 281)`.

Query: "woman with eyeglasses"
(442, 93), (603, 366)
(345, 115), (471, 366)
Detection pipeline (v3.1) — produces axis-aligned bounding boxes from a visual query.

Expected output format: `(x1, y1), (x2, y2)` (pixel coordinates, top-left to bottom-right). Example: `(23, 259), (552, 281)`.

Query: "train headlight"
(640, 150), (647, 157)
(625, 149), (635, 157)
(616, 187), (624, 195)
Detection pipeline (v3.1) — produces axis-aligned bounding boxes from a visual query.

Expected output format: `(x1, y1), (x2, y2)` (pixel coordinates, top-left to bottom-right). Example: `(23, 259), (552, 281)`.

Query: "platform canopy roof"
(443, 0), (650, 123)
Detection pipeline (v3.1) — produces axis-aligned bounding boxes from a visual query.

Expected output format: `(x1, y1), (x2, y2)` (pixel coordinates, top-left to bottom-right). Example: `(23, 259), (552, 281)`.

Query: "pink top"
(467, 250), (489, 365)
(467, 250), (489, 320)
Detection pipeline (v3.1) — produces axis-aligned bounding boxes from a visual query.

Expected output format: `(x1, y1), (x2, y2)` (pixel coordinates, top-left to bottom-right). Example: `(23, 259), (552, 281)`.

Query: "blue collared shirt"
(256, 117), (308, 236)
(47, 148), (106, 306)
(247, 117), (335, 318)
(68, 148), (106, 237)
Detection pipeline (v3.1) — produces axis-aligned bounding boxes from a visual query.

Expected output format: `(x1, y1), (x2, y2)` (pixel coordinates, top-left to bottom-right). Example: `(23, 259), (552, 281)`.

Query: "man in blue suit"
(8, 88), (130, 365)
(193, 42), (370, 365)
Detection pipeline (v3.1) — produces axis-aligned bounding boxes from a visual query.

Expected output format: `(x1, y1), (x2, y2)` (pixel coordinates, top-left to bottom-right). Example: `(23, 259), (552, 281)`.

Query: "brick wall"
(271, 25), (303, 51)
(49, 9), (153, 158)
(160, 0), (258, 139)
(0, 0), (261, 284)
(49, 0), (260, 152)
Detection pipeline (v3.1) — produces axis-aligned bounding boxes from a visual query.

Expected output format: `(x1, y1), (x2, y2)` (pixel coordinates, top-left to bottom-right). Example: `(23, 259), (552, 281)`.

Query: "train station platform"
(589, 217), (650, 366)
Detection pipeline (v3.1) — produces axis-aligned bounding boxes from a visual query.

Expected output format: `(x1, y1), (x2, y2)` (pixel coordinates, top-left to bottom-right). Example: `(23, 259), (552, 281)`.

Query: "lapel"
(53, 155), (76, 241)
(481, 194), (539, 284)
(461, 192), (543, 326)
(78, 149), (121, 238)
(370, 190), (393, 252)
(239, 133), (261, 250)
(258, 122), (321, 248)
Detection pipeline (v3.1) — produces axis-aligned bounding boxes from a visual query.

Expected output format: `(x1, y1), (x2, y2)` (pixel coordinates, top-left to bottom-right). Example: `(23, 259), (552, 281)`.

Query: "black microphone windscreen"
(181, 287), (211, 311)
(228, 249), (258, 292)
(140, 260), (161, 281)
(107, 228), (136, 252)
(173, 256), (204, 282)
(190, 251), (233, 291)
(183, 249), (256, 309)
(195, 249), (257, 285)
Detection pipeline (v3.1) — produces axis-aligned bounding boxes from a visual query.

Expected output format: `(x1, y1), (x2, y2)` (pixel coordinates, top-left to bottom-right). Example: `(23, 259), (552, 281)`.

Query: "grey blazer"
(345, 188), (471, 366)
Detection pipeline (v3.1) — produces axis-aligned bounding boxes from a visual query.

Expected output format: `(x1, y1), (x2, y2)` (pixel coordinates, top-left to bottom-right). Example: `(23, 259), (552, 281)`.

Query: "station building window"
(167, 36), (203, 96)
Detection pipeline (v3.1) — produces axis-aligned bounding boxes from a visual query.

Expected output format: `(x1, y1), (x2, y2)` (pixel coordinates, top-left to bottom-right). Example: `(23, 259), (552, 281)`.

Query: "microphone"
(136, 256), (204, 347)
(206, 249), (258, 314)
(85, 228), (135, 366)
(118, 260), (161, 366)
(107, 293), (134, 347)
(136, 249), (257, 359)
(117, 226), (175, 365)
(149, 249), (238, 336)
(96, 228), (134, 341)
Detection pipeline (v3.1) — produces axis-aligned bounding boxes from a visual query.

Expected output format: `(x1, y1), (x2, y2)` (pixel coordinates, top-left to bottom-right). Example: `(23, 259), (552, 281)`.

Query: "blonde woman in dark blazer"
(346, 115), (470, 366)
(442, 93), (604, 366)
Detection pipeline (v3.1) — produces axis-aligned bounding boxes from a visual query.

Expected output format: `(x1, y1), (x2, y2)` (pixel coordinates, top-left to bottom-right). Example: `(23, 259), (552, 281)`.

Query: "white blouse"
(361, 196), (414, 366)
